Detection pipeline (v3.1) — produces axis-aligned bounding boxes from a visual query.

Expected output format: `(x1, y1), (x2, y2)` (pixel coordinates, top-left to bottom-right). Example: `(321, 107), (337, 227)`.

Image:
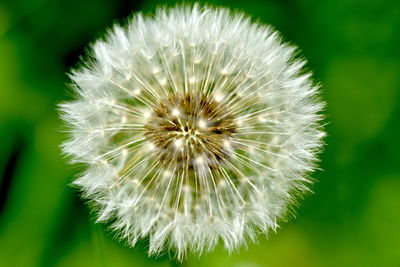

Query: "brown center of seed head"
(144, 93), (236, 169)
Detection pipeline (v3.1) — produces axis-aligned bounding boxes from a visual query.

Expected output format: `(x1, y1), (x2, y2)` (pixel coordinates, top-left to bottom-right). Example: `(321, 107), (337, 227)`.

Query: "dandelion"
(60, 4), (324, 260)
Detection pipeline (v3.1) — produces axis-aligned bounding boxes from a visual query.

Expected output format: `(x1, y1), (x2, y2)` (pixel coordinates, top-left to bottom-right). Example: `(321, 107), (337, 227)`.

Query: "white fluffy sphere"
(60, 4), (324, 260)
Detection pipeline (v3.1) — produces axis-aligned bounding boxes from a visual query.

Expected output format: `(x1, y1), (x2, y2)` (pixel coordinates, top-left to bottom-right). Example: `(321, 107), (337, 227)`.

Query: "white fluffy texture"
(60, 4), (324, 260)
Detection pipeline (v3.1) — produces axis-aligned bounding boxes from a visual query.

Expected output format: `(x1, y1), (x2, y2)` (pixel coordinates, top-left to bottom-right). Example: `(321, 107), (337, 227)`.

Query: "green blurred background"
(1, 0), (399, 266)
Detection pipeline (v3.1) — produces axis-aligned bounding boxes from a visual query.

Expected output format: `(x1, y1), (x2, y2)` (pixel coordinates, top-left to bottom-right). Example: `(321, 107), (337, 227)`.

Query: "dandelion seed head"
(60, 3), (324, 260)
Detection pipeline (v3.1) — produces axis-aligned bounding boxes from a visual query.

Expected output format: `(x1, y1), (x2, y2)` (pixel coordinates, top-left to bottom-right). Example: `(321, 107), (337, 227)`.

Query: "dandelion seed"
(59, 3), (324, 260)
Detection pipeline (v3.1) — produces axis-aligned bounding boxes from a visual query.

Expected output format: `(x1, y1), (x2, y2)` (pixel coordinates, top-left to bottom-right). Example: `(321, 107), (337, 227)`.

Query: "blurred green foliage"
(1, 0), (399, 266)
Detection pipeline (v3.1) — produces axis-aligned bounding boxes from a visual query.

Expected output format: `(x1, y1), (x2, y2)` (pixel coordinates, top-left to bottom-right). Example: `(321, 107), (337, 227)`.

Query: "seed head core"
(145, 93), (236, 170)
